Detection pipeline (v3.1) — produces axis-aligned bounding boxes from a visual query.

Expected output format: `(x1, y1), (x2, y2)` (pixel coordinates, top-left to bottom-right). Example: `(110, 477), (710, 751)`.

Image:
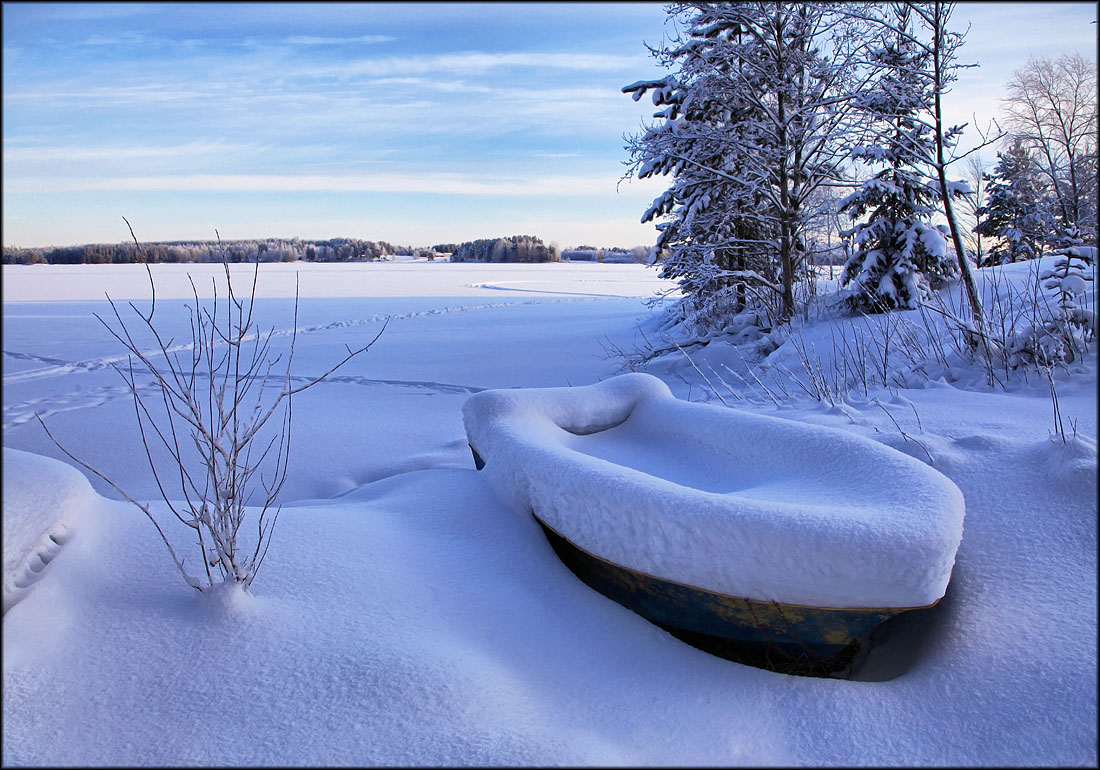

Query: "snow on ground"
(2, 448), (94, 614)
(464, 372), (964, 608)
(2, 261), (670, 503)
(0, 257), (667, 302)
(2, 259), (1096, 766)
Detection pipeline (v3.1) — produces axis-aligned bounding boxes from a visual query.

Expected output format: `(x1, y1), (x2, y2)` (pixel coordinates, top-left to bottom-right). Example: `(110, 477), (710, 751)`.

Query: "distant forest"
(449, 235), (560, 263)
(3, 236), (653, 266)
(2, 237), (407, 265)
(561, 245), (650, 263)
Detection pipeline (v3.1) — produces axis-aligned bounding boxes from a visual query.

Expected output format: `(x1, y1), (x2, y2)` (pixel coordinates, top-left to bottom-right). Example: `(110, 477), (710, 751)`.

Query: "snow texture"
(3, 447), (95, 614)
(463, 372), (965, 608)
(2, 259), (1095, 766)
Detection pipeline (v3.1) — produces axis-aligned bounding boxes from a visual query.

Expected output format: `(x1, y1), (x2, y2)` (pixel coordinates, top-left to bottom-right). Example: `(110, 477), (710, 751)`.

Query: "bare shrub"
(918, 248), (1095, 384)
(38, 225), (385, 592)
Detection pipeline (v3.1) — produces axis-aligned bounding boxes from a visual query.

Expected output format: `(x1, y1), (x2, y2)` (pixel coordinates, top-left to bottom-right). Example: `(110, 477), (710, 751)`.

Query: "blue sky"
(3, 2), (1096, 249)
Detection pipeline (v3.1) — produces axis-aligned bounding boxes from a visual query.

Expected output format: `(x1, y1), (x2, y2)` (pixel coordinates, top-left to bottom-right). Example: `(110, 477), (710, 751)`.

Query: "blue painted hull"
(469, 442), (942, 678)
(532, 513), (938, 678)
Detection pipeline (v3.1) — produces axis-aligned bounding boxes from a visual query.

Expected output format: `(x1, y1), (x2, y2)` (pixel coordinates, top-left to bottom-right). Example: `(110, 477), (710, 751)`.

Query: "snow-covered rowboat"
(462, 373), (965, 676)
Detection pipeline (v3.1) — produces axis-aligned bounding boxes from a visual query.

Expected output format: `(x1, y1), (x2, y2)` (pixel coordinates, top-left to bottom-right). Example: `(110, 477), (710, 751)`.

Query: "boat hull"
(532, 512), (937, 678)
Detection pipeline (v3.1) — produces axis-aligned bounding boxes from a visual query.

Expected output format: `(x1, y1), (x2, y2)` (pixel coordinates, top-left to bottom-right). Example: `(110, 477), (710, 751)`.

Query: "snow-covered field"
(3, 258), (1096, 766)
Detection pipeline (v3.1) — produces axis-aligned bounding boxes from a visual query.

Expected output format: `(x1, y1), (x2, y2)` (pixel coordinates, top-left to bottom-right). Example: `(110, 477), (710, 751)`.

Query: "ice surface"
(3, 262), (674, 503)
(463, 373), (966, 608)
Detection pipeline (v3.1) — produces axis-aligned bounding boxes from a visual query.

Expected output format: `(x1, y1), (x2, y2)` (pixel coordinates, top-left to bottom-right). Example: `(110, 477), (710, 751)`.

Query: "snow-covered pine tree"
(624, 2), (874, 328)
(839, 4), (957, 313)
(623, 9), (780, 333)
(973, 136), (1055, 265)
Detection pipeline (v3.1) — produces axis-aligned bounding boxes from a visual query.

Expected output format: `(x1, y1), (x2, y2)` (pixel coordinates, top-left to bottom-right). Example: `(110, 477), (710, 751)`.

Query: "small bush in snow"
(38, 225), (385, 593)
(1005, 246), (1096, 368)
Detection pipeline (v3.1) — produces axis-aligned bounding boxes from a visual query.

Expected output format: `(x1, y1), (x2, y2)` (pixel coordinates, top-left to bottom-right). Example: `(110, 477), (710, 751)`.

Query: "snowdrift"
(3, 448), (96, 614)
(463, 373), (965, 610)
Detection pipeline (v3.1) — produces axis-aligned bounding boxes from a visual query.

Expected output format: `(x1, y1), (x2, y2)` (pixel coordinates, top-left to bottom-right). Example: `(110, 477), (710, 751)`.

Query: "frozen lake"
(2, 258), (1095, 766)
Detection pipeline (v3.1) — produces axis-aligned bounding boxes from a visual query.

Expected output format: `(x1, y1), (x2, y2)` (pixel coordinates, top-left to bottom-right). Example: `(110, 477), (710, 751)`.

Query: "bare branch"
(36, 242), (384, 593)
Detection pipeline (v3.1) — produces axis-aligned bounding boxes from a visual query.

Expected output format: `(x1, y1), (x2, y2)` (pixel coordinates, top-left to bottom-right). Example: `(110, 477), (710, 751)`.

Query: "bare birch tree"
(1002, 52), (1098, 243)
(958, 154), (988, 264)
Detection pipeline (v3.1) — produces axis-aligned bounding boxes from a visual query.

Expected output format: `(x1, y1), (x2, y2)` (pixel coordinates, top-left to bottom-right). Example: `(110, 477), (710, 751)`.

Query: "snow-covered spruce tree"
(623, 10), (780, 333)
(974, 136), (1055, 266)
(839, 4), (957, 314)
(624, 2), (875, 327)
(842, 2), (997, 340)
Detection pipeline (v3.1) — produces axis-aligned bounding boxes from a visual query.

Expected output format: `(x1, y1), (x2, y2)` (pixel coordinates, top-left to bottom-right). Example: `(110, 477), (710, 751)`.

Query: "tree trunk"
(932, 0), (984, 333)
(775, 25), (796, 323)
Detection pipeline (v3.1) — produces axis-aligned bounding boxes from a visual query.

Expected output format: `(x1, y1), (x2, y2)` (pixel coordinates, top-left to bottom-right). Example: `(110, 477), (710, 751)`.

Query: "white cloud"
(306, 50), (642, 79)
(4, 171), (655, 198)
(284, 34), (395, 46)
(3, 141), (243, 163)
(3, 83), (213, 104)
(77, 32), (147, 46)
(42, 3), (156, 21)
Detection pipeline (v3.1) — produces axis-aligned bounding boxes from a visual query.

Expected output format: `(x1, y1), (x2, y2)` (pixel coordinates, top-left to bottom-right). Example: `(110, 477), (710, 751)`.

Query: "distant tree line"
(301, 238), (400, 262)
(561, 245), (651, 263)
(5, 235), (661, 267)
(449, 235), (561, 263)
(2, 237), (412, 265)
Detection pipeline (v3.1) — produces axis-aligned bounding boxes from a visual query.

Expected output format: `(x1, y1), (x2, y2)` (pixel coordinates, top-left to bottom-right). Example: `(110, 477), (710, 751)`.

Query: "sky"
(2, 1), (1097, 250)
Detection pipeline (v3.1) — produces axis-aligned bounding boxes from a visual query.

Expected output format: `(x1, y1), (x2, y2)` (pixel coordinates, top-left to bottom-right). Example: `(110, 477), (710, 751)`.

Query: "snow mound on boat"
(3, 448), (96, 614)
(463, 373), (965, 609)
